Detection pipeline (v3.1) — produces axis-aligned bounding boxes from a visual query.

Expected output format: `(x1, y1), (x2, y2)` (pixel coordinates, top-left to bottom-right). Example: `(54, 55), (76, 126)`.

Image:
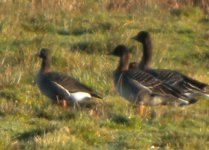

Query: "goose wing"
(148, 69), (182, 85)
(149, 69), (209, 93)
(45, 72), (102, 99)
(125, 69), (192, 103)
(181, 73), (209, 92)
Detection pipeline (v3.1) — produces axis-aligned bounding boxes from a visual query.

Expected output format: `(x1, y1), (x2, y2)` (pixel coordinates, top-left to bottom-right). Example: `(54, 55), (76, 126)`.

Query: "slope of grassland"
(0, 1), (209, 149)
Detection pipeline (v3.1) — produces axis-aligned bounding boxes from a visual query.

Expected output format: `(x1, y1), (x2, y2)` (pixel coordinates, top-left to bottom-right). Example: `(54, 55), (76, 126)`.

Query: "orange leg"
(61, 99), (69, 108)
(137, 104), (146, 117)
(55, 95), (69, 108)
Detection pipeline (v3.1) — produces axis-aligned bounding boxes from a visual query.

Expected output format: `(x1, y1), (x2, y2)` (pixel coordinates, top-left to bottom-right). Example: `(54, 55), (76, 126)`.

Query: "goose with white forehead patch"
(35, 48), (102, 108)
(110, 45), (197, 116)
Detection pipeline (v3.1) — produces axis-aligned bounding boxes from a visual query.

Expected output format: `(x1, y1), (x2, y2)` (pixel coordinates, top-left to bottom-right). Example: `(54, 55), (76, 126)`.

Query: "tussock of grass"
(0, 89), (20, 101)
(14, 126), (57, 142)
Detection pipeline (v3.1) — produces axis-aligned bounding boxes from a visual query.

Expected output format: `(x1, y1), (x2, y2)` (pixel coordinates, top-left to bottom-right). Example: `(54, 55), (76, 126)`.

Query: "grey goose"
(131, 31), (209, 98)
(36, 48), (102, 108)
(110, 45), (196, 112)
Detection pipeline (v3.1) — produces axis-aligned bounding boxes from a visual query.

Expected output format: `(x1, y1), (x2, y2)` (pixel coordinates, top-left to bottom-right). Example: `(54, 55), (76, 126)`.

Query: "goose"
(110, 45), (196, 115)
(131, 31), (209, 98)
(35, 48), (102, 108)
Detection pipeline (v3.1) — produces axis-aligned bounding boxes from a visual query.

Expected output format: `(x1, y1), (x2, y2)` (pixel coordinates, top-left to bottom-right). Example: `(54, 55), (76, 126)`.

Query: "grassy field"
(0, 1), (209, 149)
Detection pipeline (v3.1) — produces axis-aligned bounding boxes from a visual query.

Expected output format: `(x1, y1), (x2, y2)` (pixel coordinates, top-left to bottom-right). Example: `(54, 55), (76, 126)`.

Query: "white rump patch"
(184, 92), (209, 99)
(52, 81), (91, 102)
(178, 98), (189, 105)
(203, 93), (209, 98)
(69, 92), (91, 102)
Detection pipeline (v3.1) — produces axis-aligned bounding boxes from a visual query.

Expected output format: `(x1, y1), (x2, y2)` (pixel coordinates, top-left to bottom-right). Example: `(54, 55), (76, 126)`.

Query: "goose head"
(132, 31), (150, 43)
(110, 44), (129, 57)
(37, 48), (51, 59)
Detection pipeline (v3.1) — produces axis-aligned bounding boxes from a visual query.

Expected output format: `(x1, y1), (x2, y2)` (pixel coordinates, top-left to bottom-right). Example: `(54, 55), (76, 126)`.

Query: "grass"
(0, 1), (209, 149)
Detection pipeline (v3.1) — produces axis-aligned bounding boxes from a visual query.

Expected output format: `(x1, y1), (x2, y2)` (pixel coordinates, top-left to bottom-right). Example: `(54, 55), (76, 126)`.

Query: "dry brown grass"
(0, 0), (208, 14)
(102, 0), (208, 13)
(31, 0), (84, 13)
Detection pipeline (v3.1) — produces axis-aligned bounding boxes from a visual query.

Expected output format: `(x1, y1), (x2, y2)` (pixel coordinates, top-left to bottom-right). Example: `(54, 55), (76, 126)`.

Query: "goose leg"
(73, 101), (81, 110)
(62, 99), (69, 108)
(55, 96), (62, 107)
(55, 96), (69, 108)
(137, 102), (146, 117)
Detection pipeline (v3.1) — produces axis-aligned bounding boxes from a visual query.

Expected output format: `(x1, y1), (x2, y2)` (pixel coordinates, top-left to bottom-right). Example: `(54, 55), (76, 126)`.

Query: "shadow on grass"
(13, 126), (57, 141)
(57, 28), (94, 36)
(170, 7), (203, 19)
(70, 41), (105, 53)
(170, 8), (183, 17)
(35, 109), (76, 121)
(34, 101), (101, 121)
(101, 110), (143, 129)
(0, 90), (19, 102)
(57, 22), (112, 36)
(0, 111), (5, 117)
(110, 113), (130, 125)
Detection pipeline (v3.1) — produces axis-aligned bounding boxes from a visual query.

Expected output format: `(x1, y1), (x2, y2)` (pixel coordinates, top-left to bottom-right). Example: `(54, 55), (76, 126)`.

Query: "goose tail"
(183, 75), (209, 92)
(90, 92), (103, 99)
(158, 83), (197, 105)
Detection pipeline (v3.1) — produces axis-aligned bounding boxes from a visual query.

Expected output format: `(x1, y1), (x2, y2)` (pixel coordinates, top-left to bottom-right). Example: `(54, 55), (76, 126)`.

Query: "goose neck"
(41, 57), (51, 73)
(141, 38), (152, 69)
(117, 53), (130, 71)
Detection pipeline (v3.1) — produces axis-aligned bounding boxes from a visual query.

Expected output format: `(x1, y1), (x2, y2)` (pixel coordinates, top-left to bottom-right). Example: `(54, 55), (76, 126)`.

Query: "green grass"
(0, 1), (209, 149)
